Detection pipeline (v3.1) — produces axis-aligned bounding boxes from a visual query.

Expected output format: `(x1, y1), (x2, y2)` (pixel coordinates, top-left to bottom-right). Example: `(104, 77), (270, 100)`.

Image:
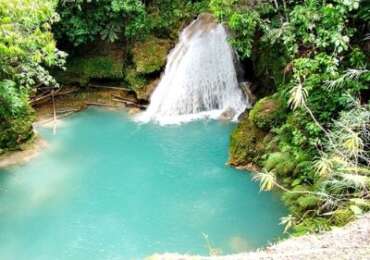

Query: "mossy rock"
(56, 56), (124, 86)
(125, 67), (148, 90)
(331, 208), (355, 227)
(135, 79), (160, 100)
(132, 36), (172, 74)
(229, 114), (267, 167)
(249, 95), (286, 130)
(263, 152), (296, 176)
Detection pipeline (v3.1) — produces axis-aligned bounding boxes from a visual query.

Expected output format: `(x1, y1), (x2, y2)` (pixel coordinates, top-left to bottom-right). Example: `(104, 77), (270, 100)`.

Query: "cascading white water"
(137, 13), (249, 124)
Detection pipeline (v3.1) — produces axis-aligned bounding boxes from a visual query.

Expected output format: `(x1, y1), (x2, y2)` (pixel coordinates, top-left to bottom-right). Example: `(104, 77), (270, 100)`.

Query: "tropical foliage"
(219, 0), (370, 234)
(0, 0), (65, 150)
(55, 0), (147, 45)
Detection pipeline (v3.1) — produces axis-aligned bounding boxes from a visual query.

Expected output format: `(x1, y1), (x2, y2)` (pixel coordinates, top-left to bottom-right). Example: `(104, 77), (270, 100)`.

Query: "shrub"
(331, 208), (355, 227)
(263, 152), (296, 176)
(125, 67), (147, 90)
(0, 80), (34, 150)
(297, 195), (320, 210)
(293, 217), (331, 236)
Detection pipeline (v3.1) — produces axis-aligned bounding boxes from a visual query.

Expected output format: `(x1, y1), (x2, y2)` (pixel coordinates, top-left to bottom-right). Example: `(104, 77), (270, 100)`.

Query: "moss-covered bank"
(229, 95), (285, 169)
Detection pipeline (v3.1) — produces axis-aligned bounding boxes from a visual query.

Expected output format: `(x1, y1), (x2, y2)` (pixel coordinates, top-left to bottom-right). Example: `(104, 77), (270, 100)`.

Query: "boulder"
(219, 107), (236, 121)
(228, 113), (267, 167)
(249, 95), (286, 130)
(132, 36), (172, 74)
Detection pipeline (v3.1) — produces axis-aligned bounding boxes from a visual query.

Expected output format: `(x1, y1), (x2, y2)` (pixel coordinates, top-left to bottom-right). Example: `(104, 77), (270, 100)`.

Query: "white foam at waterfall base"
(137, 14), (249, 125)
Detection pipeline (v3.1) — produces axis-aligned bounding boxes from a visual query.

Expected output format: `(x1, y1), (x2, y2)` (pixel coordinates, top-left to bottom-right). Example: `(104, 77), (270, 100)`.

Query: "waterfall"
(137, 13), (249, 124)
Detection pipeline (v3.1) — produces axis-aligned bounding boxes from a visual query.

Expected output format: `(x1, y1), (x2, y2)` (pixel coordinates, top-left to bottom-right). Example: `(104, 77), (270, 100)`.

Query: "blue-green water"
(0, 108), (286, 259)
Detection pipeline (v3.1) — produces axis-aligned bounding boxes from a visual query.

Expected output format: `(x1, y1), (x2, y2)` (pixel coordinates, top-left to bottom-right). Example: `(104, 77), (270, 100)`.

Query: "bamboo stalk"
(111, 94), (137, 103)
(88, 84), (132, 92)
(52, 89), (57, 135)
(112, 98), (147, 109)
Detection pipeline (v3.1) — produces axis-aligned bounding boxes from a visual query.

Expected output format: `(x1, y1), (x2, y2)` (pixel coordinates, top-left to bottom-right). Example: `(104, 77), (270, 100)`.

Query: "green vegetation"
(126, 36), (172, 90)
(57, 56), (125, 86)
(55, 0), (147, 46)
(0, 0), (65, 151)
(215, 0), (370, 234)
(54, 0), (207, 93)
(132, 36), (171, 74)
(0, 80), (35, 151)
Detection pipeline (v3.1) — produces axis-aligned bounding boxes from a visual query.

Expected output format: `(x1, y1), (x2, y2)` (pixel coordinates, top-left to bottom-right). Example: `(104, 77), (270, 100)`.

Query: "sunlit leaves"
(343, 132), (363, 158)
(314, 155), (333, 177)
(288, 81), (307, 110)
(280, 215), (295, 233)
(210, 0), (260, 58)
(341, 174), (369, 189)
(0, 0), (66, 88)
(253, 170), (276, 191)
(325, 69), (369, 91)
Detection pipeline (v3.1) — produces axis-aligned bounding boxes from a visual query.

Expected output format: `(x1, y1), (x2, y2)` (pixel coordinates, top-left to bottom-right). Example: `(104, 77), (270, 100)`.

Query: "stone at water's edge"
(228, 113), (267, 167)
(135, 78), (160, 101)
(219, 108), (236, 121)
(228, 95), (287, 169)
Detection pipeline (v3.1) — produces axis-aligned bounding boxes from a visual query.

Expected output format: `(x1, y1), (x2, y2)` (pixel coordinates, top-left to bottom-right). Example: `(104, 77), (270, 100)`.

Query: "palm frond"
(343, 132), (363, 158)
(253, 170), (276, 191)
(280, 215), (295, 233)
(314, 155), (334, 177)
(325, 69), (369, 91)
(341, 174), (369, 190)
(288, 82), (307, 110)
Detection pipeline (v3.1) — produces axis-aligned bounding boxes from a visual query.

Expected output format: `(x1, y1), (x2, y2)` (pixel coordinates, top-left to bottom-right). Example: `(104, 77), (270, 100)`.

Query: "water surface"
(0, 108), (286, 259)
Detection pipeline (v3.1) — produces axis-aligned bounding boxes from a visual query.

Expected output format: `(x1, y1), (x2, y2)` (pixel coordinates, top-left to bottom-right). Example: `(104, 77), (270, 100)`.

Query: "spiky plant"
(253, 170), (276, 191)
(325, 69), (369, 91)
(288, 80), (307, 110)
